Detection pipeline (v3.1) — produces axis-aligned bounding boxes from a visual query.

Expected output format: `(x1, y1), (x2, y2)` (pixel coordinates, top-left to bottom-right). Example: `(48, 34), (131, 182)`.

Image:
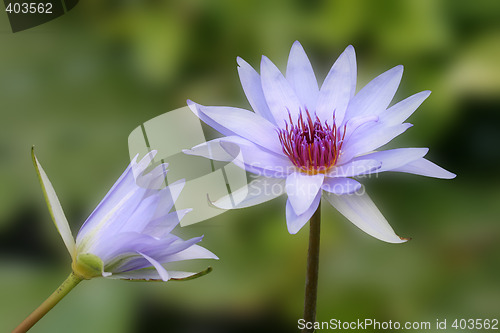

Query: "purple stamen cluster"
(278, 110), (345, 174)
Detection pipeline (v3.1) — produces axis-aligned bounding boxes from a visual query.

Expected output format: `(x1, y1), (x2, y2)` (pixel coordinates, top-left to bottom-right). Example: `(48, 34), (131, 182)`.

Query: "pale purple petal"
(143, 209), (191, 239)
(237, 57), (276, 124)
(139, 252), (170, 281)
(344, 65), (403, 120)
(76, 175), (149, 250)
(161, 244), (219, 263)
(286, 41), (319, 112)
(286, 191), (321, 234)
(316, 45), (356, 125)
(213, 176), (285, 209)
(76, 153), (162, 245)
(260, 55), (303, 126)
(391, 158), (456, 179)
(187, 100), (236, 137)
(285, 172), (324, 215)
(340, 115), (379, 144)
(354, 148), (429, 173)
(323, 188), (408, 243)
(187, 100), (283, 154)
(183, 138), (236, 162)
(219, 136), (293, 175)
(322, 177), (361, 194)
(380, 91), (431, 126)
(340, 123), (413, 163)
(327, 159), (381, 178)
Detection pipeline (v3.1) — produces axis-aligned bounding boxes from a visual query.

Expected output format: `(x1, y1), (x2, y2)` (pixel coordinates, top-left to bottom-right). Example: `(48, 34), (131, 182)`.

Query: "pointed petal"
(143, 209), (191, 239)
(139, 252), (170, 281)
(355, 148), (429, 173)
(31, 148), (75, 259)
(237, 57), (276, 124)
(340, 123), (413, 163)
(286, 191), (321, 234)
(162, 244), (219, 263)
(316, 45), (356, 125)
(286, 172), (324, 215)
(183, 138), (235, 162)
(322, 177), (361, 194)
(392, 158), (456, 179)
(187, 101), (283, 154)
(323, 188), (407, 243)
(219, 136), (293, 176)
(327, 159), (381, 178)
(286, 41), (319, 112)
(213, 176), (285, 209)
(260, 55), (303, 126)
(381, 91), (431, 126)
(345, 65), (403, 120)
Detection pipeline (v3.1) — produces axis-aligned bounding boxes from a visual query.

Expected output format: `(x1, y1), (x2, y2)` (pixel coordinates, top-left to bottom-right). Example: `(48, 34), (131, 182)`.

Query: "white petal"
(285, 172), (324, 215)
(323, 187), (407, 243)
(322, 177), (361, 194)
(356, 148), (429, 173)
(139, 252), (170, 281)
(32, 148), (76, 259)
(187, 101), (283, 154)
(381, 91), (431, 126)
(237, 57), (276, 124)
(344, 65), (403, 120)
(316, 45), (356, 125)
(286, 191), (321, 234)
(260, 55), (303, 127)
(213, 176), (286, 209)
(286, 41), (319, 112)
(327, 159), (381, 177)
(391, 158), (456, 179)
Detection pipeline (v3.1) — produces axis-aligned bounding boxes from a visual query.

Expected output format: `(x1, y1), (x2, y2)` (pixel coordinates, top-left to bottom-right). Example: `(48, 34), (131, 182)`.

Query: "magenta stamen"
(277, 109), (346, 174)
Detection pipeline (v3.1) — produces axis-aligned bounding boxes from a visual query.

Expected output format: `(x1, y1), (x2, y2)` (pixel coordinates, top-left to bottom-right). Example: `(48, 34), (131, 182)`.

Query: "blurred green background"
(1, 0), (499, 332)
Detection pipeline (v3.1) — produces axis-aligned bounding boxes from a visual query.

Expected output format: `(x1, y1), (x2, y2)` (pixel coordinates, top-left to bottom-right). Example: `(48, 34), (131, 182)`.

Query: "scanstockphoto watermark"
(298, 318), (499, 331)
(298, 318), (433, 331)
(246, 173), (370, 197)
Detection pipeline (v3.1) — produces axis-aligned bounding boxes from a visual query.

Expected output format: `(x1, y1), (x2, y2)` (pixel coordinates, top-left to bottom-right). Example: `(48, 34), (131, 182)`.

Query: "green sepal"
(170, 266), (213, 281)
(72, 253), (105, 280)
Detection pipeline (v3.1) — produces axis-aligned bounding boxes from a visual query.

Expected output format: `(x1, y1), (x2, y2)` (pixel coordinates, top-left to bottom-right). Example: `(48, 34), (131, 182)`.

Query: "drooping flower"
(184, 41), (455, 242)
(32, 148), (217, 281)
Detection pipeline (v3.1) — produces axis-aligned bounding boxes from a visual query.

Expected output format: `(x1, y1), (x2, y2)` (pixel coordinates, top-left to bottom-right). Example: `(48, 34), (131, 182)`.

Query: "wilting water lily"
(185, 41), (455, 242)
(33, 148), (217, 281)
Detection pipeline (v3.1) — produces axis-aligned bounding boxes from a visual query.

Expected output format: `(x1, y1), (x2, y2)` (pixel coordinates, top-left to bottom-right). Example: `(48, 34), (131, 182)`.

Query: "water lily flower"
(33, 148), (218, 281)
(184, 41), (455, 243)
(14, 149), (217, 333)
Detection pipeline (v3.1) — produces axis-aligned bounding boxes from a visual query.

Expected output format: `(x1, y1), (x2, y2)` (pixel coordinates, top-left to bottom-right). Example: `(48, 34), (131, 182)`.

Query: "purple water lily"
(33, 149), (217, 281)
(185, 41), (455, 242)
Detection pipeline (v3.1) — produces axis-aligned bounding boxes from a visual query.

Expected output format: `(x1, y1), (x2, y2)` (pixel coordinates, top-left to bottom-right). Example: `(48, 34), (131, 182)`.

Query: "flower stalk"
(13, 272), (83, 333)
(302, 202), (321, 333)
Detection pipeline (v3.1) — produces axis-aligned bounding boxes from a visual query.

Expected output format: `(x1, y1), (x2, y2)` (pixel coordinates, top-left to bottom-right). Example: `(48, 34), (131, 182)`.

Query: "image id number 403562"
(5, 2), (53, 14)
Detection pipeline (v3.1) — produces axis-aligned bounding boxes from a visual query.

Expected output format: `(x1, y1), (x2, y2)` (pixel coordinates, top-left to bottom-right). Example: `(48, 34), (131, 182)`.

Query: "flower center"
(277, 110), (345, 175)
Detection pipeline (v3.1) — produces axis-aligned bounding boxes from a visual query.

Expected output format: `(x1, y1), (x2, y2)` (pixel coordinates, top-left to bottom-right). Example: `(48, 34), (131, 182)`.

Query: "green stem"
(13, 272), (83, 333)
(302, 202), (321, 333)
